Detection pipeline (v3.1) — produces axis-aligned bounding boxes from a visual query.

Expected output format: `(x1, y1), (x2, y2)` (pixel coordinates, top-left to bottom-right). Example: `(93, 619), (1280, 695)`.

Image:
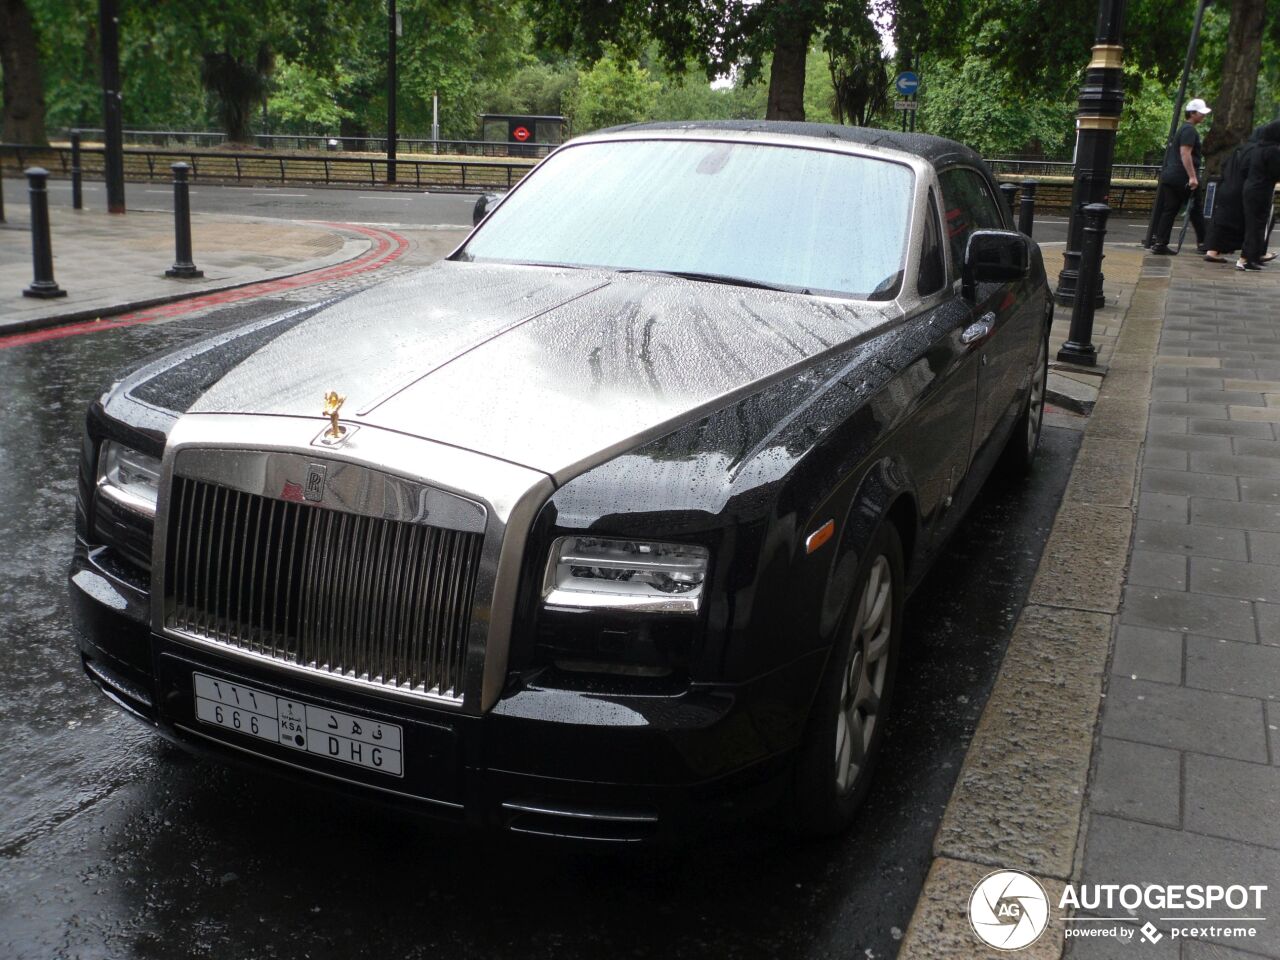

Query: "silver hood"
(189, 261), (898, 481)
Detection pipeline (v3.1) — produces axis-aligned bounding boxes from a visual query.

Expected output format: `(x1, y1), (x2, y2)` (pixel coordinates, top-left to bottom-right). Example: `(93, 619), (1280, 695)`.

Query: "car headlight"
(543, 536), (709, 614)
(96, 441), (161, 517)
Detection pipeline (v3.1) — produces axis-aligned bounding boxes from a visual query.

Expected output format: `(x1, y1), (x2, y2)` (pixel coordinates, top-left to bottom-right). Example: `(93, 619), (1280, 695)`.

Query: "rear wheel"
(786, 520), (904, 837)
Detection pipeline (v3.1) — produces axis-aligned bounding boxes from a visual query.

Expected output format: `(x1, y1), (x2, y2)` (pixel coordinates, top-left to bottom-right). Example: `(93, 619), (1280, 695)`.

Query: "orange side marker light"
(805, 520), (835, 554)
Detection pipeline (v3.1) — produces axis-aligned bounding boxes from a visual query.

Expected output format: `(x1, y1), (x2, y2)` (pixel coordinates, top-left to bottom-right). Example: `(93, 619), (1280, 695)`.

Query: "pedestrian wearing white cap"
(1149, 97), (1211, 254)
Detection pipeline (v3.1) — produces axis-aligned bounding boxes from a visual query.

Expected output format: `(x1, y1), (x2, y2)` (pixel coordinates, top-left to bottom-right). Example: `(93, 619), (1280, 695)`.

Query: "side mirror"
(472, 191), (504, 226)
(962, 229), (1030, 300)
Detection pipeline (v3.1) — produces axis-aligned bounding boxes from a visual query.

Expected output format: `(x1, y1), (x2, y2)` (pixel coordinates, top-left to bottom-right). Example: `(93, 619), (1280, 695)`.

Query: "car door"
(897, 186), (982, 549)
(937, 167), (1028, 462)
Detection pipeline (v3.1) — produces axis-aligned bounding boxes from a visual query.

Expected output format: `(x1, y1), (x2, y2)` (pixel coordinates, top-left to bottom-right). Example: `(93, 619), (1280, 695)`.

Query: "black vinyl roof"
(598, 119), (985, 171)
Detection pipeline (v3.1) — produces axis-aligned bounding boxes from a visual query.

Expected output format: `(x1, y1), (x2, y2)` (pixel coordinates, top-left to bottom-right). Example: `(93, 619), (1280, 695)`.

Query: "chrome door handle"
(961, 313), (995, 345)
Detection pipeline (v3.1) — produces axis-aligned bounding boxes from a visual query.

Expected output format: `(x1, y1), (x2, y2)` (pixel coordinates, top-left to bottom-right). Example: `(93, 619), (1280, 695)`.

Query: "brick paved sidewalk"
(0, 203), (368, 334)
(1069, 254), (1280, 959)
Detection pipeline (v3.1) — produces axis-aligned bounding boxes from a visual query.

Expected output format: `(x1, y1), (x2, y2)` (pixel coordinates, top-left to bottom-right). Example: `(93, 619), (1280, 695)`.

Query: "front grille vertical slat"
(170, 477), (191, 627)
(256, 498), (279, 657)
(365, 520), (393, 682)
(232, 491), (250, 649)
(190, 481), (209, 636)
(210, 487), (229, 641)
(316, 509), (340, 672)
(429, 530), (452, 693)
(278, 499), (302, 659)
(163, 474), (481, 703)
(392, 525), (422, 688)
(298, 505), (321, 665)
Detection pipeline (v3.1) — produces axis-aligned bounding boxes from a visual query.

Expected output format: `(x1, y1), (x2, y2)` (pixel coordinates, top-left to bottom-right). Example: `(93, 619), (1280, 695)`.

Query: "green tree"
(1, 0), (49, 142)
(268, 61), (352, 131)
(481, 60), (578, 116)
(131, 0), (363, 142)
(528, 0), (877, 122)
(824, 6), (889, 125)
(1114, 68), (1175, 165)
(917, 57), (1072, 157)
(564, 49), (658, 132)
(1201, 0), (1270, 176)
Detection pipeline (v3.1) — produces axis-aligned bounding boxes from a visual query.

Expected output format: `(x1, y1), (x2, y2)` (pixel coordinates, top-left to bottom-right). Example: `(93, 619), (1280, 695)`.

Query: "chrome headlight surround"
(542, 536), (710, 614)
(96, 440), (162, 518)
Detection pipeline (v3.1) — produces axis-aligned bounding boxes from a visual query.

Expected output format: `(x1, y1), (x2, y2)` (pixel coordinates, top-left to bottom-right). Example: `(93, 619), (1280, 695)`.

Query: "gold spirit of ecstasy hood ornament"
(323, 391), (346, 438)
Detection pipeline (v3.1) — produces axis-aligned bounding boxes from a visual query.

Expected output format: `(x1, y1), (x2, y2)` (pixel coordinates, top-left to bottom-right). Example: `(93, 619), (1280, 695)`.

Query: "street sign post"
(895, 71), (919, 96)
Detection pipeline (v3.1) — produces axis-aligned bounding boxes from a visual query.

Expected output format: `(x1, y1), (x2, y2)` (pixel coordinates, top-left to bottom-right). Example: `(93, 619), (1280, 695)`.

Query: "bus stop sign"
(512, 125), (531, 142)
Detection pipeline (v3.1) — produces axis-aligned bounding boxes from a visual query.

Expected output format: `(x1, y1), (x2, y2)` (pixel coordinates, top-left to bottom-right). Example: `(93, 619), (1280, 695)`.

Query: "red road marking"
(0, 222), (409, 351)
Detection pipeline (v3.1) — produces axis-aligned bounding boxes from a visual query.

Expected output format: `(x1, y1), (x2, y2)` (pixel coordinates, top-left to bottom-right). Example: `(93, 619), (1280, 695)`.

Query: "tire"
(1002, 327), (1049, 475)
(786, 519), (904, 837)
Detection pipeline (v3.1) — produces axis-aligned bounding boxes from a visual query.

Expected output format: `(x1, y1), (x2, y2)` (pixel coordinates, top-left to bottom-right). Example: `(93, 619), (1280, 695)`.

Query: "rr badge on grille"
(304, 463), (327, 502)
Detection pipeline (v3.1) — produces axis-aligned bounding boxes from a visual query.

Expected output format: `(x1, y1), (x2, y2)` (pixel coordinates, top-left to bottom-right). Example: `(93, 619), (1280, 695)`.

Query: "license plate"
(192, 672), (404, 777)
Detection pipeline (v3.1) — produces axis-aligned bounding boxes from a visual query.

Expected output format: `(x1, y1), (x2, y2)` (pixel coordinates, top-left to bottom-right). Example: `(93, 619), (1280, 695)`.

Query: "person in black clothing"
(1149, 97), (1211, 254)
(1239, 122), (1280, 270)
(1205, 122), (1280, 269)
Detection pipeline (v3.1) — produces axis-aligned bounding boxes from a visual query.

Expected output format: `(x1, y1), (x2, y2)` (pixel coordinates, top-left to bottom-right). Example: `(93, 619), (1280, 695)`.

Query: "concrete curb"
(899, 261), (1166, 958)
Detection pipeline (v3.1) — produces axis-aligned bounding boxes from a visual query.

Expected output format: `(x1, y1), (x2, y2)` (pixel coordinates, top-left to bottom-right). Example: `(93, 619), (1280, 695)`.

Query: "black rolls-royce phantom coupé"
(71, 121), (1050, 842)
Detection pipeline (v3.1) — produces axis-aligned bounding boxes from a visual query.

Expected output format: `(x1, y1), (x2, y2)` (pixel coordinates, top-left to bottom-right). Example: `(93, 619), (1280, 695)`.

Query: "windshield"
(457, 138), (916, 300)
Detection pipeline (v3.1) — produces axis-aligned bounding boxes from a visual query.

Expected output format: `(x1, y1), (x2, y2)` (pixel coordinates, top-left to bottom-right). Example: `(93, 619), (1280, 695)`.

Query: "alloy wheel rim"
(834, 554), (892, 793)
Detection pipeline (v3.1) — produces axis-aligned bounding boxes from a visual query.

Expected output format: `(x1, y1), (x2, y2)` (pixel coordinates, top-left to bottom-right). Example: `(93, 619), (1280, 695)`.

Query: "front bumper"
(70, 541), (822, 842)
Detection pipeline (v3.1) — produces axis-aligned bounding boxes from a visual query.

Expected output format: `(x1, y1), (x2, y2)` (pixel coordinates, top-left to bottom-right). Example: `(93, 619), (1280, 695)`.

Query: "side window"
(917, 188), (946, 296)
(938, 168), (1006, 275)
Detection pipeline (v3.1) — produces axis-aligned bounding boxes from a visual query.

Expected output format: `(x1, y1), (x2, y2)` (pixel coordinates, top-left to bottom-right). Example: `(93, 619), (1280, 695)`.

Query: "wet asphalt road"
(0, 174), (1151, 243)
(0, 177), (482, 228)
(0, 274), (1083, 958)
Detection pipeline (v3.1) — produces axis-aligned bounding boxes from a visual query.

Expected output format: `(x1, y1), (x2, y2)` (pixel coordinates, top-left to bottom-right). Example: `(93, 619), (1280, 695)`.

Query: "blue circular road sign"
(895, 71), (920, 96)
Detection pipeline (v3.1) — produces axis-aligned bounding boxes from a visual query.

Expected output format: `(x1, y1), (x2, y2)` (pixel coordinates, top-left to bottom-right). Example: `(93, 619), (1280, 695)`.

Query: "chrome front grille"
(164, 475), (482, 702)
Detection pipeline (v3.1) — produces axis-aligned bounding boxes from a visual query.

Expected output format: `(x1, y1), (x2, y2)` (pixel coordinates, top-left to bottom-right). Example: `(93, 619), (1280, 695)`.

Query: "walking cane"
(1174, 197), (1194, 254)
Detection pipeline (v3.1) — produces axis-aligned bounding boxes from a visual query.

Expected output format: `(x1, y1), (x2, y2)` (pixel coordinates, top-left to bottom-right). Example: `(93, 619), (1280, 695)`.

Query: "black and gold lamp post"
(1054, 0), (1128, 330)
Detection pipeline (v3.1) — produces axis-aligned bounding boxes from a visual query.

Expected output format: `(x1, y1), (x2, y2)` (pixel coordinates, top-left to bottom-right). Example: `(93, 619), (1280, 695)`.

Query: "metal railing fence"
(0, 143), (535, 192)
(58, 128), (556, 158)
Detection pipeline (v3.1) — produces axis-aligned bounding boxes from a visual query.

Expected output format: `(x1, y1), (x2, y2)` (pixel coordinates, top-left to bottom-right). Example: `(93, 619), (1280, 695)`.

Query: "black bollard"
(165, 162), (203, 279)
(1018, 180), (1038, 237)
(70, 130), (83, 210)
(23, 167), (67, 299)
(999, 182), (1018, 219)
(1057, 203), (1110, 366)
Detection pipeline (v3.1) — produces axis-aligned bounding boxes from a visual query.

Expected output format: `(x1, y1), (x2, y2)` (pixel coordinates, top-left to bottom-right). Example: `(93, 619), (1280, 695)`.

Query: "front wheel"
(1003, 329), (1049, 475)
(785, 520), (904, 837)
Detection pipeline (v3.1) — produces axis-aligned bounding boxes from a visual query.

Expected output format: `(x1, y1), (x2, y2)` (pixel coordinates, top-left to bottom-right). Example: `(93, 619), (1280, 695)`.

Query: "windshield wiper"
(614, 268), (801, 293)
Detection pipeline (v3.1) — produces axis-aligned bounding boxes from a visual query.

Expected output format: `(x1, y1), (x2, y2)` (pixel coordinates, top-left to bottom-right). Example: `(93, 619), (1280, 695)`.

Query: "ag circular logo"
(969, 870), (1050, 950)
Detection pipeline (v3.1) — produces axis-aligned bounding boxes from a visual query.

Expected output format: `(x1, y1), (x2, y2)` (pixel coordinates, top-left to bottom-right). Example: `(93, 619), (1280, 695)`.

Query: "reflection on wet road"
(0, 295), (1080, 959)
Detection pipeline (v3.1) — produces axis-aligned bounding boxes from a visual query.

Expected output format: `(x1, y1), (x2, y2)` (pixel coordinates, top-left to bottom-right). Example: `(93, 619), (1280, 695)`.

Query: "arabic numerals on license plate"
(191, 672), (404, 777)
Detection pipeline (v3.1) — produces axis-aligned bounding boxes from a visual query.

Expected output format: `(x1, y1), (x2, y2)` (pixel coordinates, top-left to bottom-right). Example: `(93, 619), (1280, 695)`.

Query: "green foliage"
(27, 0), (209, 132)
(917, 57), (1073, 157)
(268, 61), (351, 130)
(1115, 68), (1177, 165)
(564, 49), (659, 132)
(481, 61), (578, 116)
(901, 0), (1194, 92)
(823, 7), (890, 126)
(804, 46), (839, 123)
